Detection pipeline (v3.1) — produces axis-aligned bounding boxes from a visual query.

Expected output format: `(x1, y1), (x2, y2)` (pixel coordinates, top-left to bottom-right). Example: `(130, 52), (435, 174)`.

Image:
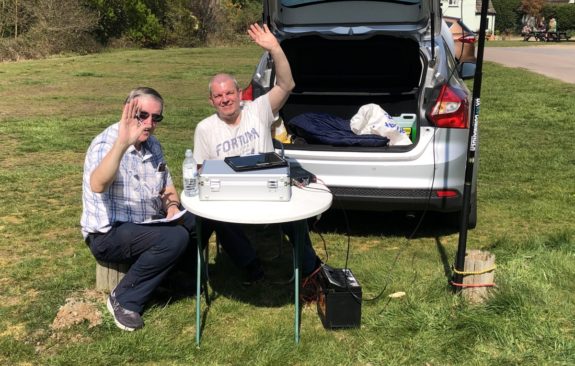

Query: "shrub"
(0, 0), (100, 61)
(542, 4), (575, 32)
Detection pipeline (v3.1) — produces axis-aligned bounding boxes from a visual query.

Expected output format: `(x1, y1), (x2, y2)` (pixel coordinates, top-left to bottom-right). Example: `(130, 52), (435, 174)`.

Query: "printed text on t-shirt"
(216, 128), (260, 157)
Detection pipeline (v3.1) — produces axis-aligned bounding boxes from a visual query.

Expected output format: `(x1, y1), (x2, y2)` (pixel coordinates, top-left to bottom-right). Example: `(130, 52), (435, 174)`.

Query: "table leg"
(196, 217), (203, 346)
(293, 219), (306, 344)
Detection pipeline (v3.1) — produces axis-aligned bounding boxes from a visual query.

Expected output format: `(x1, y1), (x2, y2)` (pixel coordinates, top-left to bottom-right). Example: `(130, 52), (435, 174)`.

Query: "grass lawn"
(0, 46), (574, 365)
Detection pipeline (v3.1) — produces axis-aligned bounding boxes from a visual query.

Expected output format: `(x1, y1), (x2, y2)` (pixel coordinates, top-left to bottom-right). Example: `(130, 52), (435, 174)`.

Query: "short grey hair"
(208, 74), (239, 95)
(124, 87), (164, 112)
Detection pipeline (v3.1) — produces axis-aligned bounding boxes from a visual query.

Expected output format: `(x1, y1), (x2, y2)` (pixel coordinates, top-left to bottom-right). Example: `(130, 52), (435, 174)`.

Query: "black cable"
(357, 127), (439, 304)
(337, 46), (458, 303)
(340, 41), (456, 303)
(364, 42), (463, 302)
(296, 36), (460, 305)
(366, 45), (462, 300)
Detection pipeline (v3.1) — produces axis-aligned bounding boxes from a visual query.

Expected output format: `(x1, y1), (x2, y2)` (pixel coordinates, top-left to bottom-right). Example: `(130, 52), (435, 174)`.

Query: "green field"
(0, 45), (574, 365)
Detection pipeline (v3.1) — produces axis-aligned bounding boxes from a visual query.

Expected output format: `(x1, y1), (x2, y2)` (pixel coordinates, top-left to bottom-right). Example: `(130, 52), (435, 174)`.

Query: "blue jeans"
(87, 211), (196, 313)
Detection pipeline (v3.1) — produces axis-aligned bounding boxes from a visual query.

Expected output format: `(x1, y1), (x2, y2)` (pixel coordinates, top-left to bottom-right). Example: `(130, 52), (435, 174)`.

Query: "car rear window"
(282, 0), (421, 5)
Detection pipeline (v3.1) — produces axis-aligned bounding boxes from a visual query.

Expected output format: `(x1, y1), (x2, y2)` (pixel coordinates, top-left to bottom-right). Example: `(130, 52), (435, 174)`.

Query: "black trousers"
(86, 211), (196, 313)
(201, 219), (318, 275)
(200, 219), (257, 268)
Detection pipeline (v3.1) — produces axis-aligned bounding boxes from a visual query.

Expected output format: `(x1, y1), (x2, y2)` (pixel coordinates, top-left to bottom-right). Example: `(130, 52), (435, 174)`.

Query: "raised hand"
(117, 99), (146, 149)
(248, 23), (280, 52)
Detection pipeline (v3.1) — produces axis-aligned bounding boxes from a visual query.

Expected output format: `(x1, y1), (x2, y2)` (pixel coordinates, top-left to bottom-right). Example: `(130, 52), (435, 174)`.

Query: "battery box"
(198, 159), (291, 201)
(317, 264), (362, 329)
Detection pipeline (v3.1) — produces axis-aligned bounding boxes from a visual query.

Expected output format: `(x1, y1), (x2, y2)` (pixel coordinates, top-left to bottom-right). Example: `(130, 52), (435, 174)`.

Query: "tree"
(0, 0), (99, 61)
(26, 0), (99, 53)
(491, 0), (523, 33)
(124, 0), (165, 47)
(85, 0), (166, 47)
(519, 0), (546, 17)
(84, 0), (128, 42)
(0, 0), (34, 39)
(164, 0), (201, 47)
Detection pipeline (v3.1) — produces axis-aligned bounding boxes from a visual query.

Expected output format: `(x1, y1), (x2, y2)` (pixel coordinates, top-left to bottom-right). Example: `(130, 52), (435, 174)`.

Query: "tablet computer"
(224, 152), (288, 172)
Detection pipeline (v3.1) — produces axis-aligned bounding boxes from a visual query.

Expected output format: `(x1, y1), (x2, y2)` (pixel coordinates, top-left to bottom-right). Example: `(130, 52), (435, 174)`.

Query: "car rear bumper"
(328, 186), (463, 212)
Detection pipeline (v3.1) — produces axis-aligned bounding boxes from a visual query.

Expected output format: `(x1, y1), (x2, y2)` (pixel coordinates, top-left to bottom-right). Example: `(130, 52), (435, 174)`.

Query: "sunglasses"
(136, 111), (164, 123)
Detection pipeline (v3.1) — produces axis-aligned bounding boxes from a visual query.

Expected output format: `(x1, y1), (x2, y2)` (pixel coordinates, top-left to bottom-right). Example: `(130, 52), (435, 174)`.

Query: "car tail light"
(242, 83), (254, 101)
(436, 190), (459, 198)
(429, 84), (469, 129)
(458, 35), (476, 44)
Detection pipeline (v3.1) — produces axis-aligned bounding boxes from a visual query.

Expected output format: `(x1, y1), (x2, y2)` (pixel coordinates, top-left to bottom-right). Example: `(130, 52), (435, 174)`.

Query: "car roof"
(266, 0), (442, 34)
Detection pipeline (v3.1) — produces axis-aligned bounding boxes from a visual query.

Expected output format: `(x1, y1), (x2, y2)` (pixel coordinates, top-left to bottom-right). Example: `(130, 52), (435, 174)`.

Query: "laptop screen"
(224, 152), (288, 172)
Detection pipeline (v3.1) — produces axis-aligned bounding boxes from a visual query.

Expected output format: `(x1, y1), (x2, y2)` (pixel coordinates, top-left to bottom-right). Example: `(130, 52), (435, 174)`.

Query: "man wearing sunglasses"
(81, 87), (196, 331)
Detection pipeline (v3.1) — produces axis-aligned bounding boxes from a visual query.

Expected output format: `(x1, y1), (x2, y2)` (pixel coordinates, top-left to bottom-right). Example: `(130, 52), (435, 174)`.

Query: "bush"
(0, 0), (101, 61)
(542, 4), (575, 32)
(0, 0), (264, 59)
(124, 1), (166, 48)
(0, 37), (36, 61)
(492, 0), (524, 34)
(190, 0), (262, 46)
(493, 0), (575, 34)
(164, 0), (201, 47)
(225, 0), (263, 44)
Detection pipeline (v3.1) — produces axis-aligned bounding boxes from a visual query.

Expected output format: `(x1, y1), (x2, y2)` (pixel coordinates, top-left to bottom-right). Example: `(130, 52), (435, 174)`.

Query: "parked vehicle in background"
(443, 16), (477, 63)
(244, 2), (478, 228)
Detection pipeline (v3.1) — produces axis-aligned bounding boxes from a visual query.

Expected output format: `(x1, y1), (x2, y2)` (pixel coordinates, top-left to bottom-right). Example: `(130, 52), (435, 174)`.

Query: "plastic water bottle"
(182, 149), (198, 197)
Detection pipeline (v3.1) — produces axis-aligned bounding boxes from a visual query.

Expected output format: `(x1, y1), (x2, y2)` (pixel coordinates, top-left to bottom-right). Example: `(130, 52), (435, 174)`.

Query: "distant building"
(441, 0), (497, 34)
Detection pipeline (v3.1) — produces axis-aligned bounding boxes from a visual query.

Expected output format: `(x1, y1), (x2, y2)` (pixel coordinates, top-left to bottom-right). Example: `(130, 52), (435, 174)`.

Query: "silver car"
(245, 0), (478, 228)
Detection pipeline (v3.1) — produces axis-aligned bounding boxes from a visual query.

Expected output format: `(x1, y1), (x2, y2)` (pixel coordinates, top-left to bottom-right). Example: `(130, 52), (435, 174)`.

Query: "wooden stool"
(95, 260), (130, 292)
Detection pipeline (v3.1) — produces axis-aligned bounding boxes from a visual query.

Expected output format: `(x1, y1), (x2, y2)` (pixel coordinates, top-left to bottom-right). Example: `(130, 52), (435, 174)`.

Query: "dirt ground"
(51, 289), (105, 330)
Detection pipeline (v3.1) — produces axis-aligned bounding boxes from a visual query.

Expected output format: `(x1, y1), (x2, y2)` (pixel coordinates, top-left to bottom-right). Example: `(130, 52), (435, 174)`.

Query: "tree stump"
(96, 261), (130, 292)
(461, 250), (496, 304)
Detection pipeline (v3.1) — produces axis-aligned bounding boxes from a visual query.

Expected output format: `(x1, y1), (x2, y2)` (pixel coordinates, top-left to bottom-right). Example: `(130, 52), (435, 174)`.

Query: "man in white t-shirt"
(193, 23), (322, 290)
(194, 23), (291, 162)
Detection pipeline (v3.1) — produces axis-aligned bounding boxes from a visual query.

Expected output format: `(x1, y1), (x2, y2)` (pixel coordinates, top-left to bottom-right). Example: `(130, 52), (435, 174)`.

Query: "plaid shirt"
(81, 122), (173, 239)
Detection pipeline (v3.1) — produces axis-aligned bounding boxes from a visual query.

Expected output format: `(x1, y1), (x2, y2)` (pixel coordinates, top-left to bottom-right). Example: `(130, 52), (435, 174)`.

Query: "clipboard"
(224, 152), (288, 172)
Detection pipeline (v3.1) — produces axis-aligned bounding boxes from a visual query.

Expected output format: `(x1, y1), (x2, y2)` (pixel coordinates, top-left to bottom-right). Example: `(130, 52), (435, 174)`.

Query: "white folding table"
(180, 183), (332, 345)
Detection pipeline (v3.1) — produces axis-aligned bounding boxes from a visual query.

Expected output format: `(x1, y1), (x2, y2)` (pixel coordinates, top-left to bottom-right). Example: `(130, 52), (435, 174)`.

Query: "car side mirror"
(458, 62), (476, 80)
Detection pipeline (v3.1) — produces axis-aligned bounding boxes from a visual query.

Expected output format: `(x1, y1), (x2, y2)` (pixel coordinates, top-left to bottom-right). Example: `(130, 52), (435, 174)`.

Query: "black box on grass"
(317, 264), (362, 329)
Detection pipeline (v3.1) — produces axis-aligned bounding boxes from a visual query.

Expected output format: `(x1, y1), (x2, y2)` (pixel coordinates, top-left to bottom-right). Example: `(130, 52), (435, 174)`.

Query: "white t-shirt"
(193, 95), (277, 164)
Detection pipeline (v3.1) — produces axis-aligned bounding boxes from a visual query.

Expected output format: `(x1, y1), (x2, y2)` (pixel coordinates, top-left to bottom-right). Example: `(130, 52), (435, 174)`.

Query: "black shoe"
(242, 258), (265, 286)
(107, 292), (144, 331)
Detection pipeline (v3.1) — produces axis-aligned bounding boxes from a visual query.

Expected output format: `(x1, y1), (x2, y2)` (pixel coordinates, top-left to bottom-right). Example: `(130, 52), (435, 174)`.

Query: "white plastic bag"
(350, 104), (412, 146)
